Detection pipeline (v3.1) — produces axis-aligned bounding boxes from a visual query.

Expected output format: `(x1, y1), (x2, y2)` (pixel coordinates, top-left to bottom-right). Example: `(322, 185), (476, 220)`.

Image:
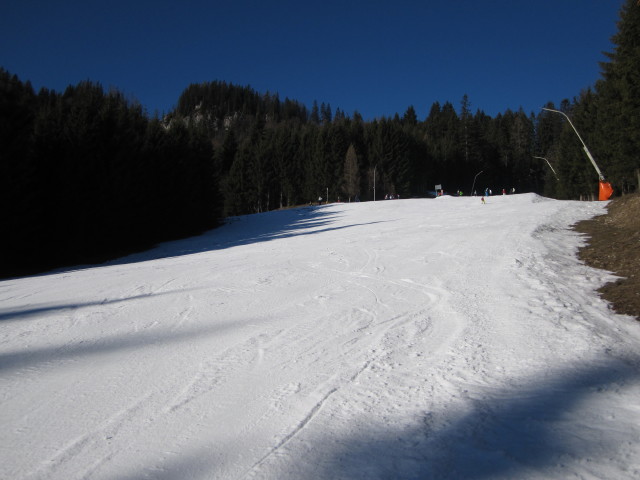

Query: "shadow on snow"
(14, 204), (387, 278)
(124, 204), (387, 262)
(105, 355), (640, 480)
(299, 358), (640, 480)
(0, 290), (192, 323)
(0, 289), (258, 373)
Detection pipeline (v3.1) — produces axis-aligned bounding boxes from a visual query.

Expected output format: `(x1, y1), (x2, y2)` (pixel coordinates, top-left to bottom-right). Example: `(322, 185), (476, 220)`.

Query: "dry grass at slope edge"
(575, 193), (640, 320)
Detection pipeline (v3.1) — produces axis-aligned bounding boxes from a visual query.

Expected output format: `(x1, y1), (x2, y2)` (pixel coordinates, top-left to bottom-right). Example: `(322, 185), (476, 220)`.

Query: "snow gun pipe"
(471, 170), (483, 196)
(542, 107), (605, 181)
(533, 157), (559, 181)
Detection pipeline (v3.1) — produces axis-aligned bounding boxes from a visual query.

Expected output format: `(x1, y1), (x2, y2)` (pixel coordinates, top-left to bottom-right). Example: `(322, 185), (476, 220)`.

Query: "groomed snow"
(1, 194), (639, 480)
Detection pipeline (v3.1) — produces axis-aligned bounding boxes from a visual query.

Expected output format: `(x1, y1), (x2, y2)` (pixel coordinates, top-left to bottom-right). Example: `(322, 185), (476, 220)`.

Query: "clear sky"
(0, 0), (625, 120)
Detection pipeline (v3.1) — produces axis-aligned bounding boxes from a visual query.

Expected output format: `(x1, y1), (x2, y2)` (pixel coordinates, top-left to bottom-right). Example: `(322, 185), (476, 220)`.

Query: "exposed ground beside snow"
(1, 194), (639, 480)
(576, 193), (640, 319)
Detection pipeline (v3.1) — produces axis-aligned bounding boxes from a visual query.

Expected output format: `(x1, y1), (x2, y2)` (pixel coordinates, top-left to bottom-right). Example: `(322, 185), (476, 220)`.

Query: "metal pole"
(373, 165), (376, 201)
(471, 170), (483, 196)
(542, 107), (605, 181)
(533, 156), (559, 181)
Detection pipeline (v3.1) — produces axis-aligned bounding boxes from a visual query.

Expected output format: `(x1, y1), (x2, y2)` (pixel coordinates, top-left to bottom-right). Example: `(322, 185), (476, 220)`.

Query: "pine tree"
(596, 0), (640, 192)
(460, 94), (472, 164)
(310, 100), (321, 125)
(320, 102), (332, 125)
(554, 94), (601, 199)
(343, 144), (360, 202)
(402, 105), (418, 126)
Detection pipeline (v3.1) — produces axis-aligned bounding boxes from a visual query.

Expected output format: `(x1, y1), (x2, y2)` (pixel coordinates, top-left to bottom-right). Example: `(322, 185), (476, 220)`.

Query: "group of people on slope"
(479, 187), (516, 204)
(481, 187), (516, 196)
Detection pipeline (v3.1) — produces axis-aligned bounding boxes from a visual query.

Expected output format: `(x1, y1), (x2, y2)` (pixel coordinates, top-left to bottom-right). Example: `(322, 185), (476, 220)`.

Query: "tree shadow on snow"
(21, 205), (387, 278)
(121, 205), (388, 262)
(0, 290), (192, 322)
(292, 357), (640, 479)
(102, 356), (640, 480)
(0, 289), (260, 373)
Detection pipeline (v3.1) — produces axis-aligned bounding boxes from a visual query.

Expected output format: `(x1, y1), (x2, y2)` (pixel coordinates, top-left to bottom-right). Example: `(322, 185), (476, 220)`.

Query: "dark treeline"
(1, 0), (638, 277)
(174, 84), (547, 213)
(1, 74), (221, 276)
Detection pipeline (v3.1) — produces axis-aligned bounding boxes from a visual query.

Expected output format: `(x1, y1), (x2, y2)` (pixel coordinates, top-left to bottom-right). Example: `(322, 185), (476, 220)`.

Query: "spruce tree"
(402, 105), (418, 126)
(596, 0), (640, 192)
(343, 144), (360, 202)
(310, 100), (321, 125)
(460, 94), (472, 165)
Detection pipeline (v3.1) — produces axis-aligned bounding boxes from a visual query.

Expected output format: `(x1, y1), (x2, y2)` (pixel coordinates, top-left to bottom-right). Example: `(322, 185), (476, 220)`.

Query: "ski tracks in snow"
(26, 392), (155, 480)
(235, 221), (472, 478)
(3, 196), (639, 480)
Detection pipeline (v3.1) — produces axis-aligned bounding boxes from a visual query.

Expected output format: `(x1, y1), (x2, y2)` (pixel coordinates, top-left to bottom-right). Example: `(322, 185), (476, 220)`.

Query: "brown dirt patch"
(574, 193), (640, 320)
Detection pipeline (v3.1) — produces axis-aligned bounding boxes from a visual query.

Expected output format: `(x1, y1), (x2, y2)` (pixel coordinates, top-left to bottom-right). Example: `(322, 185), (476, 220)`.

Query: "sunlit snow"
(2, 194), (639, 479)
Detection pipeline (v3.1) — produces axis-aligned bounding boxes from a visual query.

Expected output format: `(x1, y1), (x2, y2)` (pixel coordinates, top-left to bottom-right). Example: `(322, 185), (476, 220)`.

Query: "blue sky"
(1, 0), (625, 120)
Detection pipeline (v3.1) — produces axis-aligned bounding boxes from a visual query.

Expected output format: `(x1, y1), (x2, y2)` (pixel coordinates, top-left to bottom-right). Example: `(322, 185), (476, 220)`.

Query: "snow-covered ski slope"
(2, 194), (639, 480)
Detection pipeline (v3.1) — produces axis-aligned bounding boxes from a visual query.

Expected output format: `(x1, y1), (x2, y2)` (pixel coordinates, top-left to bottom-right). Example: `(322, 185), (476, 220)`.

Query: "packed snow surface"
(2, 194), (640, 480)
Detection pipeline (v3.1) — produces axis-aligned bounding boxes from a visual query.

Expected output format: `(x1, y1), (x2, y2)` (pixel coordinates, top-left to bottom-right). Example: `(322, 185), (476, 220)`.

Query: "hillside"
(1, 194), (639, 479)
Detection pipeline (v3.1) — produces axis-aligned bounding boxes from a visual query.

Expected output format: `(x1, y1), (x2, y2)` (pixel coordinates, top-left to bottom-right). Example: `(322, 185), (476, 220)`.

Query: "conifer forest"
(1, 0), (638, 276)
